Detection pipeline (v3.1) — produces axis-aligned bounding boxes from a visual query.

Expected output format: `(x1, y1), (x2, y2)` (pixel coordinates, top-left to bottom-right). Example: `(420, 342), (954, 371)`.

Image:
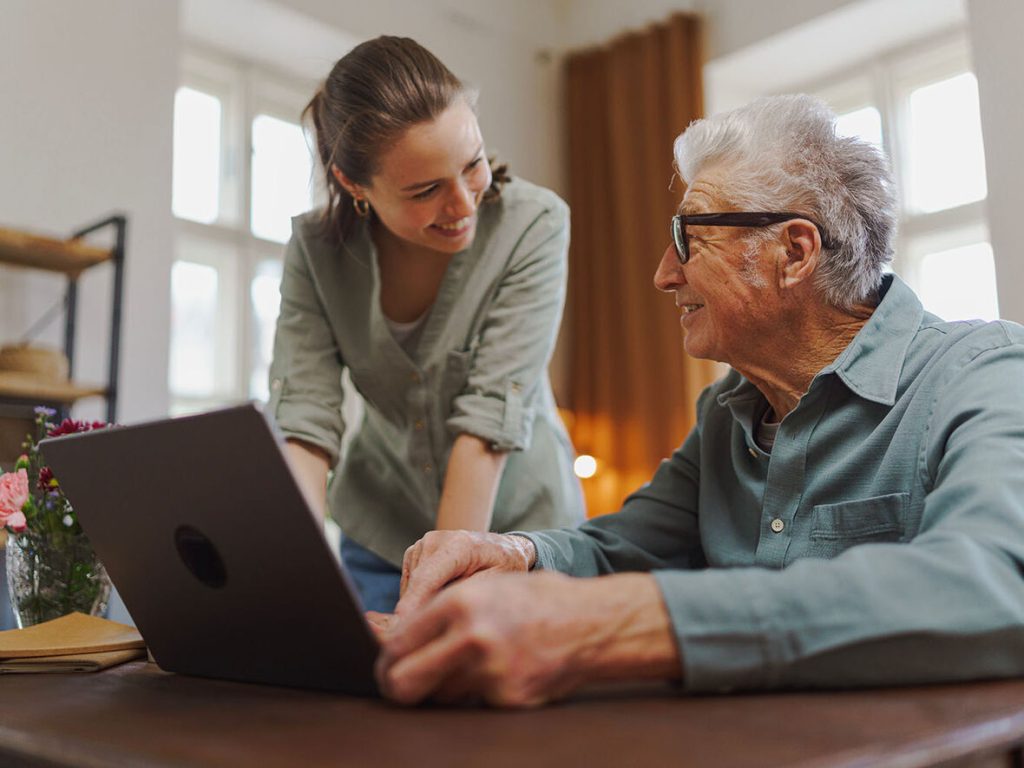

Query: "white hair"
(674, 94), (898, 309)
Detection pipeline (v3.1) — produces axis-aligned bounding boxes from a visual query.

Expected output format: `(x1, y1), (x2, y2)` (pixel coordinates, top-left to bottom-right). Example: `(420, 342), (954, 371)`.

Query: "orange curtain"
(564, 13), (720, 517)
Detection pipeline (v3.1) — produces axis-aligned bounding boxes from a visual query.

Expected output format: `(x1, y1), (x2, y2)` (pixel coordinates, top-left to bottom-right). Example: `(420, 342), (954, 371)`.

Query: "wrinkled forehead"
(677, 169), (736, 215)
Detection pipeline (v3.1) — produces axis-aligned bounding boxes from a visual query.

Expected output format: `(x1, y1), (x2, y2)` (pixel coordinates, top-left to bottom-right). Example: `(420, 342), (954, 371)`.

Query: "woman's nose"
(447, 181), (476, 218)
(653, 242), (685, 292)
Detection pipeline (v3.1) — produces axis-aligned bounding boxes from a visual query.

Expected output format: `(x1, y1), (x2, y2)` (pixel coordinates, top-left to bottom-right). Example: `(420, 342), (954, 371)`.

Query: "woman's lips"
(431, 215), (474, 238)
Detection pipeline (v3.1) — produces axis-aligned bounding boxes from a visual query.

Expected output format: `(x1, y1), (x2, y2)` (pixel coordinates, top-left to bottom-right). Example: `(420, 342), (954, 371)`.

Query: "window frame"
(170, 44), (317, 415)
(800, 30), (992, 311)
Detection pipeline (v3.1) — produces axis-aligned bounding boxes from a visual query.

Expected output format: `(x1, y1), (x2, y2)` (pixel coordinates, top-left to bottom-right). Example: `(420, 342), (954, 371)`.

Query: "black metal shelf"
(0, 214), (126, 424)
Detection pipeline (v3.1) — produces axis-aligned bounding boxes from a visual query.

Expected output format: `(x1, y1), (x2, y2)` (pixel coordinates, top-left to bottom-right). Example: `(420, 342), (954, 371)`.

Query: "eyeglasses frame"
(670, 212), (837, 265)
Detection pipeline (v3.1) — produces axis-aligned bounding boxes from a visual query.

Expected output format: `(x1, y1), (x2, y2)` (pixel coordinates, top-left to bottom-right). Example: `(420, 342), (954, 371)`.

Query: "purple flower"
(33, 406), (58, 418)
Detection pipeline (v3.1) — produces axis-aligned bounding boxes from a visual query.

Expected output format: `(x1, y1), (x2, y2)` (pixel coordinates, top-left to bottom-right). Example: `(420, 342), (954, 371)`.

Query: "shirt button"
(423, 464), (432, 474)
(409, 372), (420, 384)
(747, 446), (758, 458)
(414, 420), (425, 431)
(271, 378), (282, 392)
(770, 518), (785, 533)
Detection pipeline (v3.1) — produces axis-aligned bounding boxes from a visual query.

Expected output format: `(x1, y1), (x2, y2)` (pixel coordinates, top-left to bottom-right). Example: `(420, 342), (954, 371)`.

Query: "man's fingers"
(378, 609), (480, 705)
(365, 610), (397, 640)
(399, 543), (419, 597)
(395, 542), (469, 616)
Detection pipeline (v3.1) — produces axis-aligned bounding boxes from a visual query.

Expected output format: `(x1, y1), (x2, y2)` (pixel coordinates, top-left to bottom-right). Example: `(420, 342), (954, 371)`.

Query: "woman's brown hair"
(304, 36), (508, 244)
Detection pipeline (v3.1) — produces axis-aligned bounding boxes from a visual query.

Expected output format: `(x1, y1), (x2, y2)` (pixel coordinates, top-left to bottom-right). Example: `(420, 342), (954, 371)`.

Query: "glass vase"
(4, 530), (112, 628)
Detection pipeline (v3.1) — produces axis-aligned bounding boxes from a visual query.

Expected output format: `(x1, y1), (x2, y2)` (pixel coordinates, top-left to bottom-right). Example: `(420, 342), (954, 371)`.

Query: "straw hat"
(0, 343), (70, 385)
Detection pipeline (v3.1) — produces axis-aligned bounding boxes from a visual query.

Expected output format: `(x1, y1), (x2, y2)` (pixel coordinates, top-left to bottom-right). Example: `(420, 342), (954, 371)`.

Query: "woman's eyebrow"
(400, 143), (484, 192)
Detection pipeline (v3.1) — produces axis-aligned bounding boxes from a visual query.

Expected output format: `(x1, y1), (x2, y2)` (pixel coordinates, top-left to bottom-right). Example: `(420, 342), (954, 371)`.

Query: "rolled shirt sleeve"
(445, 199), (570, 452)
(267, 225), (346, 466)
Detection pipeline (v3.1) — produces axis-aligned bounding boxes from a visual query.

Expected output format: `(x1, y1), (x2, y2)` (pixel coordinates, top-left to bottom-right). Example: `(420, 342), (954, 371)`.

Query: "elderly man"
(371, 94), (1024, 707)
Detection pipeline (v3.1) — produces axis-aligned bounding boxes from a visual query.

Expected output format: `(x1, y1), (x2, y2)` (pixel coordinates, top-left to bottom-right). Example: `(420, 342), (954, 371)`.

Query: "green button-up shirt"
(269, 179), (584, 566)
(524, 274), (1024, 691)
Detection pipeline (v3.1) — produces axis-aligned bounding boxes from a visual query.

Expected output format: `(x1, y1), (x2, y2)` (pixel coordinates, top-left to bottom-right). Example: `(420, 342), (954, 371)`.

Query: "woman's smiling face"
(339, 99), (492, 256)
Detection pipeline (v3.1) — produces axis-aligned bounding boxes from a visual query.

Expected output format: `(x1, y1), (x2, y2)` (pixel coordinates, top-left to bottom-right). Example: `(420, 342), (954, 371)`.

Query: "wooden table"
(2, 662), (1024, 767)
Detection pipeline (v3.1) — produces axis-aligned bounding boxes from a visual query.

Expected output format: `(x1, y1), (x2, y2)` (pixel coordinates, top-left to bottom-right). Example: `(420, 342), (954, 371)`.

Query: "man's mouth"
(679, 303), (705, 314)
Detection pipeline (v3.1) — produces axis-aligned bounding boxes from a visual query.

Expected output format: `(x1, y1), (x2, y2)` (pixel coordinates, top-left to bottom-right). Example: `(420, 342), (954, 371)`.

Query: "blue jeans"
(339, 536), (402, 614)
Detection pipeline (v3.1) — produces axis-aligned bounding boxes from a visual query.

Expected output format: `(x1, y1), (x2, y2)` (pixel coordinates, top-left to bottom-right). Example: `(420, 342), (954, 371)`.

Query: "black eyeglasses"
(670, 212), (837, 265)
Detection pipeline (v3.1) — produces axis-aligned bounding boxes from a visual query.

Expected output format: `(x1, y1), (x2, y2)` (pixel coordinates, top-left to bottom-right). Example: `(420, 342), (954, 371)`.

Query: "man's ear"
(778, 220), (821, 290)
(331, 165), (364, 199)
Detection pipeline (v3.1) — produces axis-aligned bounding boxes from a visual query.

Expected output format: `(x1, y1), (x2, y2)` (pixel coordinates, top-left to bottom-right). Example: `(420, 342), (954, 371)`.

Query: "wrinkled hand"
(395, 531), (535, 617)
(376, 571), (680, 708)
(365, 611), (398, 640)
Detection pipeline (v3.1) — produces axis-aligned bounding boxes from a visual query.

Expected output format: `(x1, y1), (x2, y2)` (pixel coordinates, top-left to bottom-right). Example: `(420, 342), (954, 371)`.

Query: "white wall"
(967, 0), (1024, 324)
(2, 0), (1021, 425)
(274, 0), (567, 197)
(0, 0), (179, 423)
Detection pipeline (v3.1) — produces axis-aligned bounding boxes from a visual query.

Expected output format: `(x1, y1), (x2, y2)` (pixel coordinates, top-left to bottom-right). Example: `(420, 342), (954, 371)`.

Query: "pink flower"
(5, 510), (26, 532)
(0, 468), (30, 529)
(46, 418), (109, 437)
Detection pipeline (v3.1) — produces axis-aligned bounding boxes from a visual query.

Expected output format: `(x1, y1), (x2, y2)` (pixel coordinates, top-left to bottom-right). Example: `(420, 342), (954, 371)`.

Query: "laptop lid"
(40, 403), (379, 696)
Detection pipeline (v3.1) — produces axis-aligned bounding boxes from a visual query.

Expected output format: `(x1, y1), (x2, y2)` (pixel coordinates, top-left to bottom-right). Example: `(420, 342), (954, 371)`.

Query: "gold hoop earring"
(352, 197), (370, 218)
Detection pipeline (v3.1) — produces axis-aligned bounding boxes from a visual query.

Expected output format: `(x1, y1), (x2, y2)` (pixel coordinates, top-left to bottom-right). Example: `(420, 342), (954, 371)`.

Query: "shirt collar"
(716, 273), (924, 412)
(818, 273), (923, 406)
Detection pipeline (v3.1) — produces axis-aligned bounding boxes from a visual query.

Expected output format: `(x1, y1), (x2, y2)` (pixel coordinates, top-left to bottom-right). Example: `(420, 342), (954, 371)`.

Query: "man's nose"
(653, 242), (685, 292)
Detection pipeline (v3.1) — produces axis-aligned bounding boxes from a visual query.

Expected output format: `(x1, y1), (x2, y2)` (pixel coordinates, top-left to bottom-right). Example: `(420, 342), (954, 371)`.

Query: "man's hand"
(376, 571), (681, 708)
(365, 611), (398, 640)
(395, 531), (536, 616)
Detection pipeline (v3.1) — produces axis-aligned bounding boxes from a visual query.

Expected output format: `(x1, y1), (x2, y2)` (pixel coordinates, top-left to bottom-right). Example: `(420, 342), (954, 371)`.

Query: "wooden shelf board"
(0, 373), (107, 404)
(0, 227), (113, 275)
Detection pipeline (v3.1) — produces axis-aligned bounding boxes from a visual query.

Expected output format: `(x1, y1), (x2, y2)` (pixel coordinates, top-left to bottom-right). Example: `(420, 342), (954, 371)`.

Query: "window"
(811, 35), (997, 321)
(170, 48), (319, 414)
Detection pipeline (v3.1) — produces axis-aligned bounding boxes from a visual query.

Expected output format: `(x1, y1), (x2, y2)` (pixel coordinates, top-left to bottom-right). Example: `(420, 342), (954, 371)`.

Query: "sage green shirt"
(523, 275), (1024, 692)
(268, 179), (584, 566)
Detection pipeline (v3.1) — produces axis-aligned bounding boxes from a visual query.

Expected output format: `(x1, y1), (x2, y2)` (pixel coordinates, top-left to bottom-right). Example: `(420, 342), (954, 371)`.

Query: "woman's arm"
(284, 438), (331, 522)
(434, 433), (509, 531)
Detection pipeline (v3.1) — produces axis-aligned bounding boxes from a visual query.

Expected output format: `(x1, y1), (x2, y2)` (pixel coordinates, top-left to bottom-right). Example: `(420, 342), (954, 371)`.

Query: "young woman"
(267, 36), (584, 613)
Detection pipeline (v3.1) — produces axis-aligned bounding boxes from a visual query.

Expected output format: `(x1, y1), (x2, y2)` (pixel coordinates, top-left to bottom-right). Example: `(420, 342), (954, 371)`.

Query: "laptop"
(40, 403), (380, 696)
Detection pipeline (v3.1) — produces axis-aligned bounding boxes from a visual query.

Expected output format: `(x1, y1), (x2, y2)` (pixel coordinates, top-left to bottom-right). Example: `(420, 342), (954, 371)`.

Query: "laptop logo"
(174, 525), (228, 588)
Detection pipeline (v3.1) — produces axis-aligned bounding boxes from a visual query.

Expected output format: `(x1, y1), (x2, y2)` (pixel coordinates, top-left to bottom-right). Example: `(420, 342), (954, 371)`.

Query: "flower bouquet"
(1, 407), (112, 628)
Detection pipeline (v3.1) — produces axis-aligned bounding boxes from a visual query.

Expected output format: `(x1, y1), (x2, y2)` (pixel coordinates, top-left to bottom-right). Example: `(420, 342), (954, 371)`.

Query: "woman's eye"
(466, 156), (484, 171)
(412, 186), (438, 200)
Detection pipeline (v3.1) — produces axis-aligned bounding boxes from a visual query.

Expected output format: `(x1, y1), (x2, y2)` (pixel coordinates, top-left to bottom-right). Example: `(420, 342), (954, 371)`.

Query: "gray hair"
(673, 94), (898, 309)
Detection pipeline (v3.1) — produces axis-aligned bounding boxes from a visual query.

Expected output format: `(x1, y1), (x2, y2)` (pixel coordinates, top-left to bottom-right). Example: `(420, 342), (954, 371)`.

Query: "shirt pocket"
(807, 492), (910, 558)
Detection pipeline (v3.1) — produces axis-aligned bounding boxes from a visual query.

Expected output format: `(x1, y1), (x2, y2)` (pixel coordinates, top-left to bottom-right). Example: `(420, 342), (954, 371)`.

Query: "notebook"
(0, 612), (146, 673)
(39, 404), (379, 696)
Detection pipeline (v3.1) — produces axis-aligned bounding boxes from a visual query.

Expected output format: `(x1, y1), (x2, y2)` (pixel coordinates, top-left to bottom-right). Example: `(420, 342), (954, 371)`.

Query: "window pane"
(251, 115), (313, 243)
(249, 259), (283, 402)
(906, 73), (987, 213)
(172, 87), (222, 223)
(169, 261), (219, 395)
(835, 106), (883, 149)
(919, 241), (999, 321)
